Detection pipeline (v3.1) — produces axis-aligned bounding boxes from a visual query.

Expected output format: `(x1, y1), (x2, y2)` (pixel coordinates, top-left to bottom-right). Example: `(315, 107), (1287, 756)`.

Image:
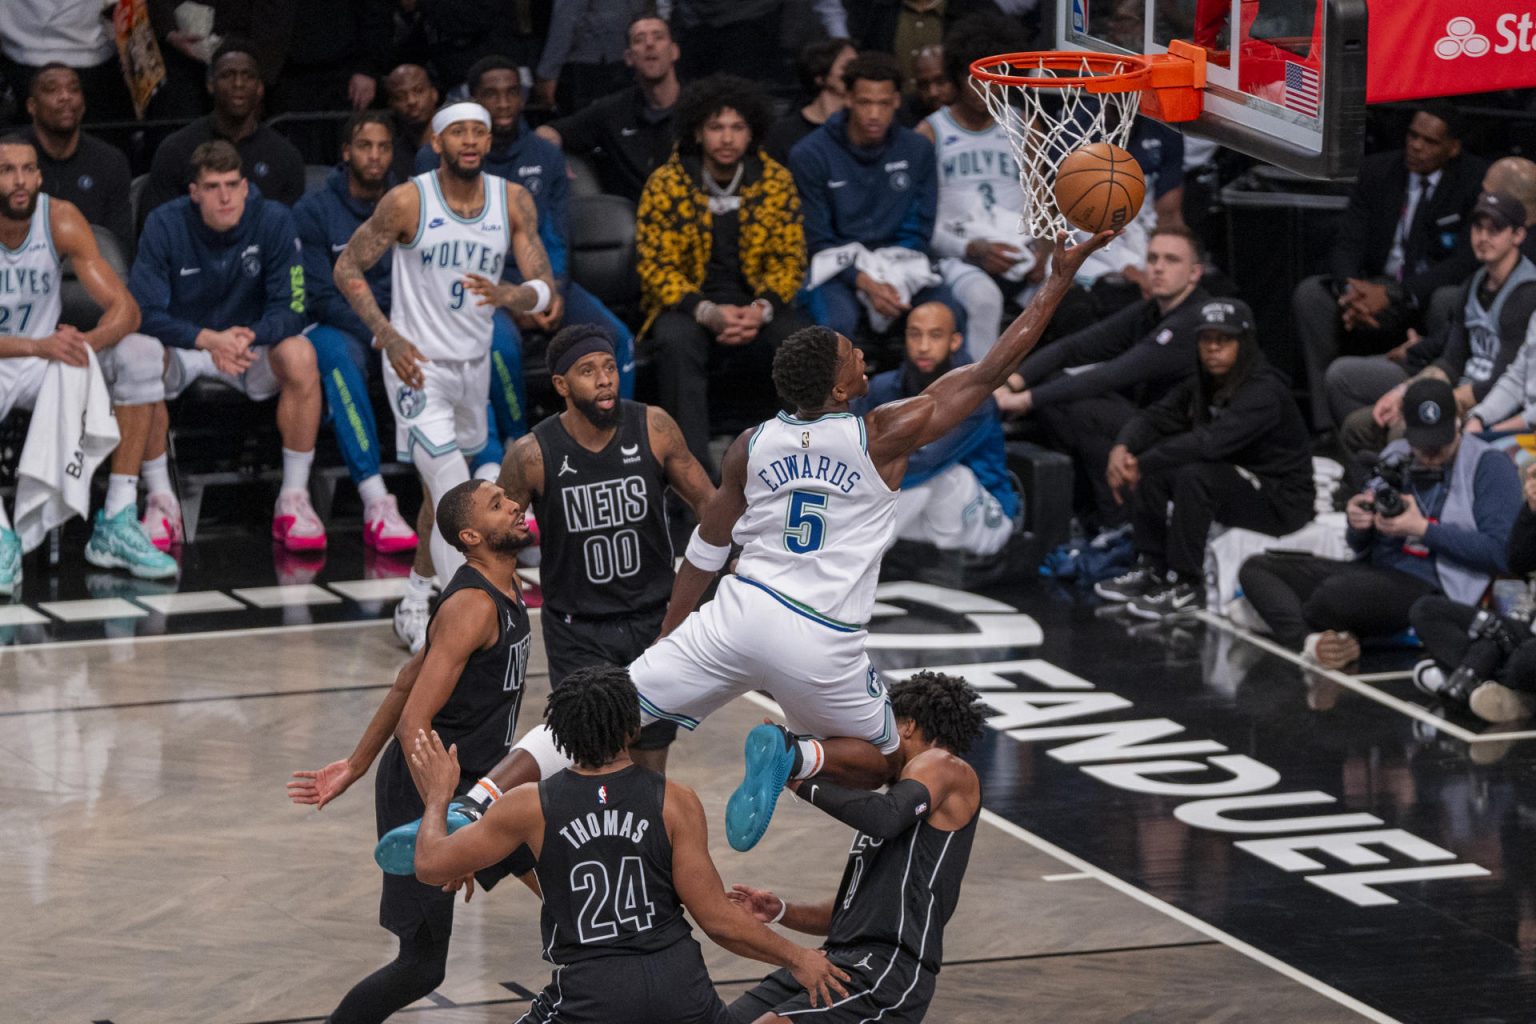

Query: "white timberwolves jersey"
(733, 412), (897, 626)
(0, 192), (61, 340)
(391, 171), (510, 362)
(926, 107), (1025, 250)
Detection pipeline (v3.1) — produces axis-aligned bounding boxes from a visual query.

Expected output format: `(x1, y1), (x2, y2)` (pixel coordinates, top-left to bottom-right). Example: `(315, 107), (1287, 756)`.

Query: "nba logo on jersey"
(597, 785), (608, 805)
(801, 431), (811, 449)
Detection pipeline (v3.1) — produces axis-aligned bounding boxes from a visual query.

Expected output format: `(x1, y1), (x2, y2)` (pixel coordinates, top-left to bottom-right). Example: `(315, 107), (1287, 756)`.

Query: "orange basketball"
(1052, 142), (1146, 234)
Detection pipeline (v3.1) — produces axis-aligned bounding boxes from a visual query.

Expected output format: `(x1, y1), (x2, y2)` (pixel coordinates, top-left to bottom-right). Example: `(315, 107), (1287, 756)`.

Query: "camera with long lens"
(1365, 454), (1410, 518)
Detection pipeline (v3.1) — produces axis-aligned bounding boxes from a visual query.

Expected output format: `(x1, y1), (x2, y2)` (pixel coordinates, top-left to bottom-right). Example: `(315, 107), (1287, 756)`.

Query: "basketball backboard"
(1057, 0), (1367, 179)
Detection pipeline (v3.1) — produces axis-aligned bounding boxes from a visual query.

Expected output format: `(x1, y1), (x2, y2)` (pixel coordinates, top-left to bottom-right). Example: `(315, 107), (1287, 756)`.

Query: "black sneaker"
(1127, 580), (1204, 620)
(1094, 563), (1161, 602)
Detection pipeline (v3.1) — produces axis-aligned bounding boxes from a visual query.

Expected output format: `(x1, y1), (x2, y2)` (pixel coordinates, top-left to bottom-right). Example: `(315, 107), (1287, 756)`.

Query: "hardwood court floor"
(1, 620), (1370, 1024)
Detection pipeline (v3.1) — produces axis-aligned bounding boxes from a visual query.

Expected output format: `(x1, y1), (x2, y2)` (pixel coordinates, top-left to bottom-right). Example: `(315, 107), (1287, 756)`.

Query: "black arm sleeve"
(800, 778), (934, 841)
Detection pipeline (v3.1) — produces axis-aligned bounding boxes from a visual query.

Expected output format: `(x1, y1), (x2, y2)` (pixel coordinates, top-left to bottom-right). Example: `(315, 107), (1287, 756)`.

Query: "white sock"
(105, 474), (139, 517)
(281, 448), (314, 494)
(357, 474), (388, 507)
(473, 461), (500, 483)
(141, 454), (172, 498)
(0, 498), (10, 531)
(792, 738), (825, 781)
(405, 570), (434, 605)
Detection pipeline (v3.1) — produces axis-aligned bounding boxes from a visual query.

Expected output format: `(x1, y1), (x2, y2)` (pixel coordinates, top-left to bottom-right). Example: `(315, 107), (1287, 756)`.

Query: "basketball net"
(975, 56), (1144, 239)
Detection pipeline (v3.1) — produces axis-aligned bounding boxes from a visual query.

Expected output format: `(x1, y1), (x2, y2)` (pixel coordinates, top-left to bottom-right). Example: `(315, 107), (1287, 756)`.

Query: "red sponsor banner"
(1369, 3), (1536, 103)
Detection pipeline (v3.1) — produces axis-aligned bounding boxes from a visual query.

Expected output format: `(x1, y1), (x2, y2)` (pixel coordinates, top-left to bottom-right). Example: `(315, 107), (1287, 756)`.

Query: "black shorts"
(728, 945), (935, 1024)
(541, 605), (677, 749)
(521, 936), (732, 1024)
(375, 741), (535, 939)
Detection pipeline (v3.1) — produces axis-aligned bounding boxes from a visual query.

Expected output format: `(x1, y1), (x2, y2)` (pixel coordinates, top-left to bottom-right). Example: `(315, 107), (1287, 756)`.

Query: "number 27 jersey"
(733, 411), (897, 627)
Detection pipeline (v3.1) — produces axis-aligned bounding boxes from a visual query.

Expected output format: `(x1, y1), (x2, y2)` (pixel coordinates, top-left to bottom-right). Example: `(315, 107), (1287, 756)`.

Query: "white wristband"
(685, 526), (731, 572)
(769, 896), (788, 925)
(466, 777), (502, 805)
(525, 278), (552, 314)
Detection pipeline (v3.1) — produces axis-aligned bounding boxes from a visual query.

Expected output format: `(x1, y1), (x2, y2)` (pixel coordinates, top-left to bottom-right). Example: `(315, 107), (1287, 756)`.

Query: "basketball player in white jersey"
(917, 15), (1037, 361)
(334, 102), (556, 651)
(370, 226), (1114, 874)
(0, 134), (174, 594)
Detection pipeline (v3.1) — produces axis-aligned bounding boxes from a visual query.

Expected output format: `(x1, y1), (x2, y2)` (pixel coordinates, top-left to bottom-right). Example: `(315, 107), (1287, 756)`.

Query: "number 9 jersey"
(733, 411), (897, 628)
(389, 171), (511, 362)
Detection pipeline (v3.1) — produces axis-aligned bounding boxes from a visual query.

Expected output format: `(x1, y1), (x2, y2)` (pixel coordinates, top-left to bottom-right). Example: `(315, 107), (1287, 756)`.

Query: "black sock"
(329, 924), (450, 1024)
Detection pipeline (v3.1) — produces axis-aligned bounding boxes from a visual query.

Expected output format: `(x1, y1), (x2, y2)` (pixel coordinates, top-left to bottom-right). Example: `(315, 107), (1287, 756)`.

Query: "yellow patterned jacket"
(635, 150), (806, 335)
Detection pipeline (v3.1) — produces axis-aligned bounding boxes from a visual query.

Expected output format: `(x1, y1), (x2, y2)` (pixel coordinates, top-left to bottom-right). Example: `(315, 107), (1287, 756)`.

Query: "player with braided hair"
(404, 665), (850, 1023)
(726, 671), (984, 1024)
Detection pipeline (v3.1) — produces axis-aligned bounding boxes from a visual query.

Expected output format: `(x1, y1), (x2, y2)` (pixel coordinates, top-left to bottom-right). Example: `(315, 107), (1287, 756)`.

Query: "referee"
(499, 323), (716, 768)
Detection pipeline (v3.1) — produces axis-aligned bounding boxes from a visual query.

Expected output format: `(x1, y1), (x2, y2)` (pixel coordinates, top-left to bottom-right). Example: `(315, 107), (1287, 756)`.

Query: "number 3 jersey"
(390, 171), (510, 362)
(532, 400), (674, 618)
(534, 764), (691, 964)
(734, 411), (897, 627)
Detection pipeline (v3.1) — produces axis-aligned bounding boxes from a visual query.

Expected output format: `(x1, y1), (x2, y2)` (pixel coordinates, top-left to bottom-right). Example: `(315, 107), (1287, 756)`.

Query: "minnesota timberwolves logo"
(240, 244), (262, 278)
(77, 174), (94, 191)
(396, 385), (426, 419)
(253, 161), (270, 179)
(890, 170), (910, 192)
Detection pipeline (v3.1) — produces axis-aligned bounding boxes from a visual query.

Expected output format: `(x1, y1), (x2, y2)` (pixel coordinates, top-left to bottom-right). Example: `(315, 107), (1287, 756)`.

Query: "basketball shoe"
(726, 724), (800, 852)
(0, 527), (20, 596)
(273, 490), (327, 552)
(141, 492), (184, 551)
(364, 494), (417, 554)
(86, 507), (178, 579)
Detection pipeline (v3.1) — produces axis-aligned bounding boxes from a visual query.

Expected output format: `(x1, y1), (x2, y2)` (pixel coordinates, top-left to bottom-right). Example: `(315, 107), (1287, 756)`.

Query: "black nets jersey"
(533, 764), (692, 964)
(421, 564), (532, 774)
(825, 806), (980, 973)
(532, 400), (674, 617)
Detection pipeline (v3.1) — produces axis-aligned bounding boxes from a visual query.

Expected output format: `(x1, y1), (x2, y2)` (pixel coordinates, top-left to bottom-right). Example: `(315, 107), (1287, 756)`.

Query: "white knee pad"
(513, 724), (574, 779)
(414, 446), (470, 587)
(102, 332), (167, 406)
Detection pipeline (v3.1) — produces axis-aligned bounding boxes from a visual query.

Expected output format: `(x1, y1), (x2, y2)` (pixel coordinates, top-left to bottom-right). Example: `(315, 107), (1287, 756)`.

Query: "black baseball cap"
(1471, 190), (1526, 232)
(1402, 377), (1457, 450)
(1195, 298), (1255, 338)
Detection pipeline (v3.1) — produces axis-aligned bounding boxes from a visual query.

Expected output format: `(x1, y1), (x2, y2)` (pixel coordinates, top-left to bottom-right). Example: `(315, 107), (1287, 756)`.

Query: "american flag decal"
(1283, 61), (1320, 117)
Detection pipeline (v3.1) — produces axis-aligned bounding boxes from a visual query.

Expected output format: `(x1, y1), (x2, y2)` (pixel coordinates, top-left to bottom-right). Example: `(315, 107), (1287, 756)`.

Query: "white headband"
(431, 102), (491, 136)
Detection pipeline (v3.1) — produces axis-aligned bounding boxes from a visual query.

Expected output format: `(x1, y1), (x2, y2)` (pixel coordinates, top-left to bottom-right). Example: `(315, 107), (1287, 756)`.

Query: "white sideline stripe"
(0, 616), (391, 655)
(978, 809), (1401, 1024)
(1196, 611), (1536, 745)
(0, 604), (49, 626)
(1351, 671), (1414, 682)
(38, 597), (147, 621)
(738, 689), (1396, 1024)
(232, 584), (342, 608)
(135, 591), (245, 615)
(1041, 871), (1091, 881)
(327, 578), (410, 602)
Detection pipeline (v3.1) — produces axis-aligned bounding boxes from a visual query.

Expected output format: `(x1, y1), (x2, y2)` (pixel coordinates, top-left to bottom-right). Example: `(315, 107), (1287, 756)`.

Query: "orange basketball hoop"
(970, 41), (1206, 237)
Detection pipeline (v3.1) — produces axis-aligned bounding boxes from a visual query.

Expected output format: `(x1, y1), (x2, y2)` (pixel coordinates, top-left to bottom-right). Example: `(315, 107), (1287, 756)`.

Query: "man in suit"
(1293, 102), (1486, 428)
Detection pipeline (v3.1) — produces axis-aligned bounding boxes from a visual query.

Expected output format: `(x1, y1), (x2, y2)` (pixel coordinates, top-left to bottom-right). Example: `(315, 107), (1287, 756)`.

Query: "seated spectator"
(1293, 103), (1486, 428)
(899, 43), (956, 128)
(533, 0), (645, 113)
(1096, 298), (1314, 618)
(131, 140), (326, 552)
(854, 301), (1016, 554)
(999, 226), (1210, 536)
(762, 37), (856, 167)
(0, 0), (132, 122)
(917, 14), (1034, 360)
(19, 64), (132, 246)
(1410, 459), (1536, 721)
(1329, 191), (1536, 473)
(0, 134), (173, 592)
(415, 56), (637, 407)
(793, 52), (967, 364)
(292, 112), (418, 555)
(536, 14), (681, 204)
(637, 74), (809, 471)
(1238, 378), (1519, 668)
(383, 63), (437, 185)
(139, 38), (306, 231)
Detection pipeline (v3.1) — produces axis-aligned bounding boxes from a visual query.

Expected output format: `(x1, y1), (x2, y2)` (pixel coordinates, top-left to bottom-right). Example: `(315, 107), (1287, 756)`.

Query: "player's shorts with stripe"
(728, 943), (934, 1024)
(519, 936), (732, 1024)
(384, 352), (490, 461)
(628, 574), (898, 754)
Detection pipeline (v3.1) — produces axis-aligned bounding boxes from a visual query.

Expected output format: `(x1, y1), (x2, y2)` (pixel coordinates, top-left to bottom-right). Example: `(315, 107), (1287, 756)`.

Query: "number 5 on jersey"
(783, 490), (828, 554)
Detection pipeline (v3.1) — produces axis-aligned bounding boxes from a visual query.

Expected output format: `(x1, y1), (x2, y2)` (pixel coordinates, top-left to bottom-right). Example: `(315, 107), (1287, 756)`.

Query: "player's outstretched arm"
(409, 729), (541, 884)
(866, 230), (1116, 462)
(658, 428), (749, 638)
(666, 782), (850, 1007)
(52, 199), (139, 351)
(287, 646), (428, 808)
(728, 885), (835, 938)
(394, 589), (500, 761)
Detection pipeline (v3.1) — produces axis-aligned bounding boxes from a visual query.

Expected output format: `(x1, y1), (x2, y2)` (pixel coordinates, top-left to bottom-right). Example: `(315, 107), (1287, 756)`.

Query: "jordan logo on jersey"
(853, 953), (876, 970)
(559, 455), (577, 477)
